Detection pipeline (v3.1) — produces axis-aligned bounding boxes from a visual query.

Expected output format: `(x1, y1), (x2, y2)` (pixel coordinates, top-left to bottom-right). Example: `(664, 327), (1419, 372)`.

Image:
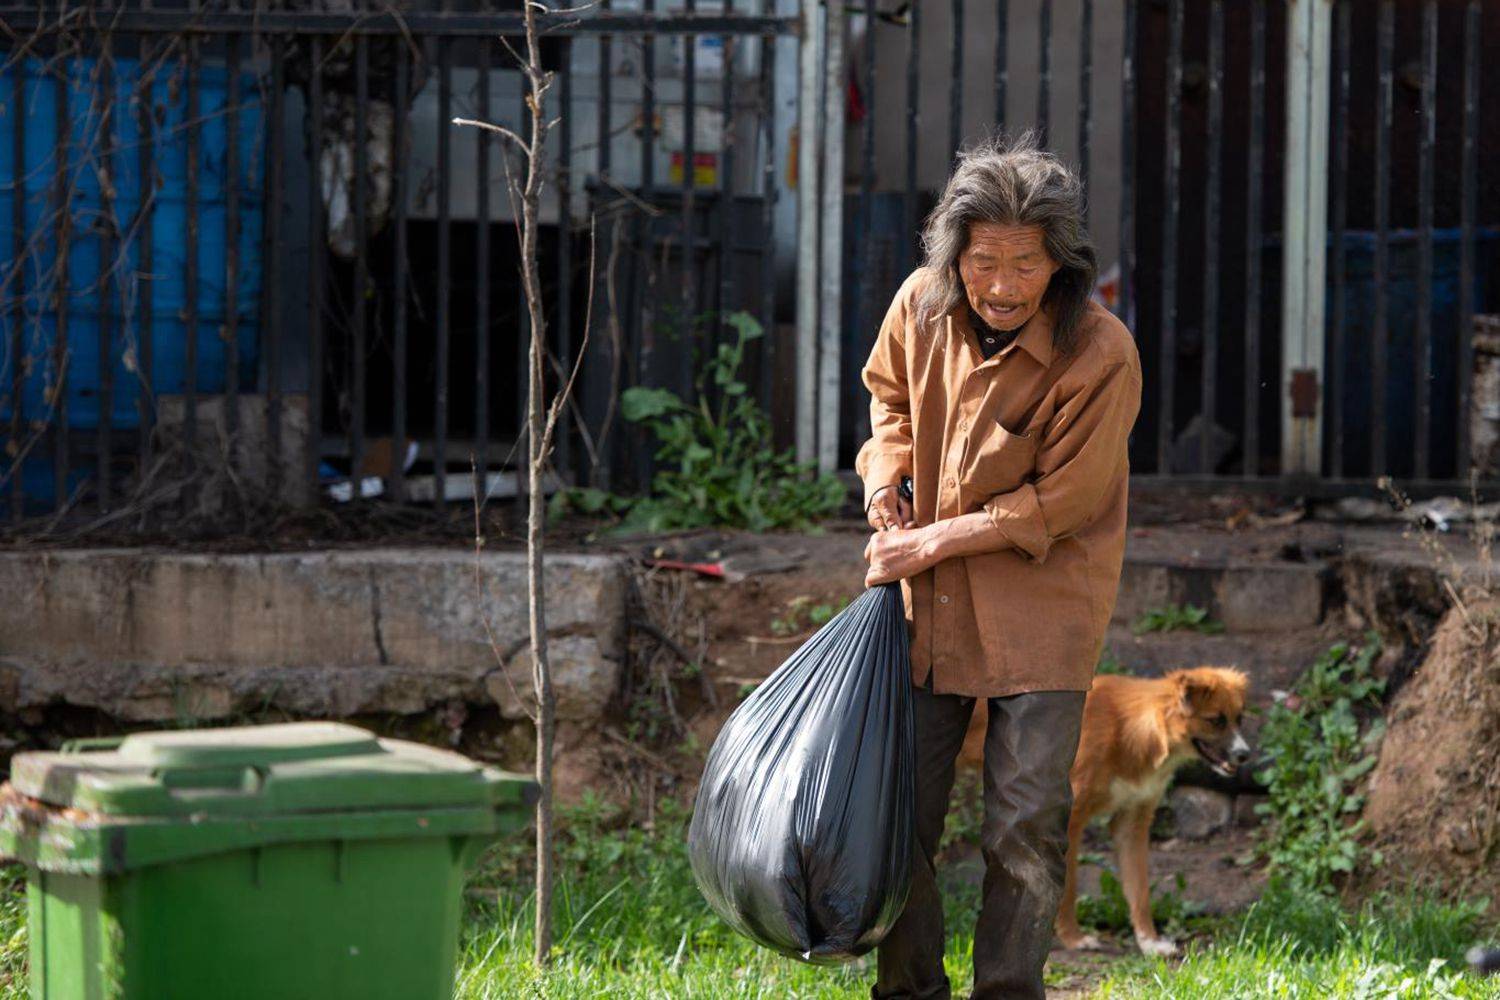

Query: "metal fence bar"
(950, 0), (962, 156)
(857, 0), (874, 443)
(390, 45), (409, 503)
(994, 0), (1007, 130)
(51, 58), (70, 508)
(1243, 0), (1264, 477)
(435, 36), (451, 507)
(223, 31), (241, 456)
(1119, 0), (1134, 325)
(1078, 0), (1091, 188)
(183, 38), (200, 491)
(1199, 0), (1221, 474)
(717, 19), (735, 326)
(474, 36), (491, 479)
(305, 36), (323, 494)
(1459, 0), (1480, 474)
(757, 9), (776, 411)
(1329, 0), (1349, 477)
(1415, 0), (1436, 480)
(642, 2), (658, 407)
(817, 0), (844, 473)
(98, 47), (115, 511)
(0, 10), (799, 35)
(1158, 0), (1182, 473)
(557, 37), (574, 476)
(1372, 0), (1392, 475)
(9, 60), (23, 520)
(1037, 0), (1050, 143)
(137, 34), (155, 488)
(904, 0), (918, 274)
(264, 37), (285, 497)
(348, 35), (369, 486)
(682, 0), (697, 396)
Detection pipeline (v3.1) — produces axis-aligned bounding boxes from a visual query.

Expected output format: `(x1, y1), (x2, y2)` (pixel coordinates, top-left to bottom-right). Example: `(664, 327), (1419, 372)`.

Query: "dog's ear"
(1175, 672), (1213, 713)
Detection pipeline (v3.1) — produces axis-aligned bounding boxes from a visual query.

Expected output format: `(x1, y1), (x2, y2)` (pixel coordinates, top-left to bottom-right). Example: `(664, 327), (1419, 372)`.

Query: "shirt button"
(938, 595), (950, 605)
(958, 421), (968, 432)
(946, 477), (956, 488)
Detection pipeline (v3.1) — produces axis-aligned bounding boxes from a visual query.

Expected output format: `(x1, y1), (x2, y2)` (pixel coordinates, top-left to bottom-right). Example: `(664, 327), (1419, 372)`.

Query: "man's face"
(956, 222), (1061, 333)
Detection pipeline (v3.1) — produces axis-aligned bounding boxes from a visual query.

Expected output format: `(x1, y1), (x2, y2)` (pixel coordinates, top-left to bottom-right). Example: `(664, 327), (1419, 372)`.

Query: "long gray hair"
(915, 133), (1098, 356)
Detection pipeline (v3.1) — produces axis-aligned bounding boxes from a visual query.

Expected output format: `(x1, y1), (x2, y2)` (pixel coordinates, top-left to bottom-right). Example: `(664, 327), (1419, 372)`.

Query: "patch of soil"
(1364, 601), (1500, 900)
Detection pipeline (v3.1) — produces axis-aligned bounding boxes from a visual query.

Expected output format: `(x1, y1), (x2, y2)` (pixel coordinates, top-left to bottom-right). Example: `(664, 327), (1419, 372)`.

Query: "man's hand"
(864, 526), (937, 586)
(866, 484), (915, 532)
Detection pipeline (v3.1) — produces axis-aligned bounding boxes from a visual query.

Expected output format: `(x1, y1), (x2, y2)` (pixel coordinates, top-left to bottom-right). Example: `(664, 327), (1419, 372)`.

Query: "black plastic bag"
(687, 582), (915, 963)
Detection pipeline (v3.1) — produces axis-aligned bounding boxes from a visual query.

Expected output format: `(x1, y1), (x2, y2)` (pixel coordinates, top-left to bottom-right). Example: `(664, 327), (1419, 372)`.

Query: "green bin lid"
(0, 723), (538, 874)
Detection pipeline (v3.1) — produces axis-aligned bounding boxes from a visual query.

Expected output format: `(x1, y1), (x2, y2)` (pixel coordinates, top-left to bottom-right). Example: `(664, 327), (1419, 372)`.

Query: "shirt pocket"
(960, 417), (1040, 498)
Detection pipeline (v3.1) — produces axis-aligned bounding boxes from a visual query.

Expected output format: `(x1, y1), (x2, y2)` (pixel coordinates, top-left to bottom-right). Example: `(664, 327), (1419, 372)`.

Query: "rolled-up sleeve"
(982, 361), (1142, 563)
(855, 287), (915, 510)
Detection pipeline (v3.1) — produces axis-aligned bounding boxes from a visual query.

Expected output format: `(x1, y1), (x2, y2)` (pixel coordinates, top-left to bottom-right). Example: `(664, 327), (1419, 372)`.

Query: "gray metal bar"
(0, 10), (800, 35)
(557, 37), (574, 477)
(1079, 0), (1091, 187)
(858, 0), (875, 443)
(682, 0), (697, 401)
(350, 35), (369, 487)
(51, 61), (70, 508)
(224, 32), (241, 456)
(1158, 0), (1182, 473)
(818, 0), (845, 472)
(1244, 0), (1264, 477)
(1329, 0), (1349, 477)
(183, 39), (200, 490)
(758, 10), (777, 411)
(98, 46), (115, 511)
(1372, 0), (1392, 475)
(995, 0), (1007, 129)
(8, 61), (22, 520)
(391, 44), (410, 502)
(475, 36), (491, 480)
(1199, 0), (1221, 475)
(1037, 0), (1051, 143)
(1415, 0), (1436, 480)
(265, 37), (285, 497)
(904, 0), (919, 274)
(436, 36), (451, 508)
(1119, 0), (1134, 325)
(306, 36), (324, 496)
(950, 0), (963, 156)
(1459, 0), (1480, 474)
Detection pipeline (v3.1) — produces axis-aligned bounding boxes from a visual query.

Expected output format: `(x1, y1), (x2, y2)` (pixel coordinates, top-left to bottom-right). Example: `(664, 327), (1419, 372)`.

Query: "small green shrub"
(1076, 869), (1205, 937)
(1254, 635), (1387, 895)
(769, 596), (851, 636)
(552, 313), (846, 533)
(1096, 647), (1132, 675)
(1131, 604), (1225, 636)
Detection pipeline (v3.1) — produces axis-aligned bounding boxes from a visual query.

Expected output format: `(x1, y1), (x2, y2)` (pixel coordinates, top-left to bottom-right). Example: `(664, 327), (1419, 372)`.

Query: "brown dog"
(1054, 666), (1251, 956)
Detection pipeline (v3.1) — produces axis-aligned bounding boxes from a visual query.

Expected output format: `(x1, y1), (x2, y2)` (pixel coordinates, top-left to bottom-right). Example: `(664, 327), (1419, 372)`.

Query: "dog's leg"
(1113, 804), (1177, 957)
(1053, 807), (1103, 950)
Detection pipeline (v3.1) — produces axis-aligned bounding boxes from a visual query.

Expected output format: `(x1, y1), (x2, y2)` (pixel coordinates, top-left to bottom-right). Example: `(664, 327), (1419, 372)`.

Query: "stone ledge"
(0, 548), (629, 722)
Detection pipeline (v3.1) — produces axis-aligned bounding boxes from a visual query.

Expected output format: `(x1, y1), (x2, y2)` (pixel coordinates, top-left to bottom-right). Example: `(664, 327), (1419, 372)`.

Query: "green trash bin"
(0, 721), (538, 999)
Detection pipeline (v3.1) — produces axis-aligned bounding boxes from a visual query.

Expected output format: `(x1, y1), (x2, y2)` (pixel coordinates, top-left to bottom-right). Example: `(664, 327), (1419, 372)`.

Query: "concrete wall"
(0, 549), (628, 723)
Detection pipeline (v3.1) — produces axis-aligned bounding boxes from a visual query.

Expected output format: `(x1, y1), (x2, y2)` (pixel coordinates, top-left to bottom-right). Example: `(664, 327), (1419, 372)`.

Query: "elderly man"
(858, 136), (1142, 1000)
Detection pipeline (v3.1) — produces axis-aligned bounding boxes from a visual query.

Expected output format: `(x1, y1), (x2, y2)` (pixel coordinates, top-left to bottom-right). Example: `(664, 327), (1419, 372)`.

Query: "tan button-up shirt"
(856, 269), (1142, 697)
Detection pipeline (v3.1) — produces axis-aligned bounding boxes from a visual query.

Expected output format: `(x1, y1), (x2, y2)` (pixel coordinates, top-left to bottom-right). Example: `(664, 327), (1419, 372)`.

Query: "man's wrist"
(916, 522), (946, 565)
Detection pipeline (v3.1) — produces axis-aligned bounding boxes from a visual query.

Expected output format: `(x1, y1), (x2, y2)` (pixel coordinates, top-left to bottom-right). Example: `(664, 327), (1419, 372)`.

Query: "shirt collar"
(952, 302), (1055, 369)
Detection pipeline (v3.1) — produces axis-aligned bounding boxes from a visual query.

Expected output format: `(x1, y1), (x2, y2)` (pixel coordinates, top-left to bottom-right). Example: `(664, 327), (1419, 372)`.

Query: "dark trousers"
(873, 688), (1086, 1000)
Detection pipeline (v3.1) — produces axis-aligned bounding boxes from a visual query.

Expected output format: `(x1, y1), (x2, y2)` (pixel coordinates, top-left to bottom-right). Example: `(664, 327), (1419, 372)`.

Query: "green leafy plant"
(1076, 869), (1204, 937)
(1131, 604), (1225, 636)
(1254, 635), (1386, 895)
(551, 313), (846, 533)
(769, 595), (851, 636)
(1096, 647), (1132, 675)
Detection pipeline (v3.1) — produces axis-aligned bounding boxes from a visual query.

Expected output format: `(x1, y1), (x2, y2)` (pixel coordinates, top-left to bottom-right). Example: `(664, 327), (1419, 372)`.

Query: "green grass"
(1094, 883), (1500, 999)
(0, 802), (1493, 999)
(1131, 604), (1226, 636)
